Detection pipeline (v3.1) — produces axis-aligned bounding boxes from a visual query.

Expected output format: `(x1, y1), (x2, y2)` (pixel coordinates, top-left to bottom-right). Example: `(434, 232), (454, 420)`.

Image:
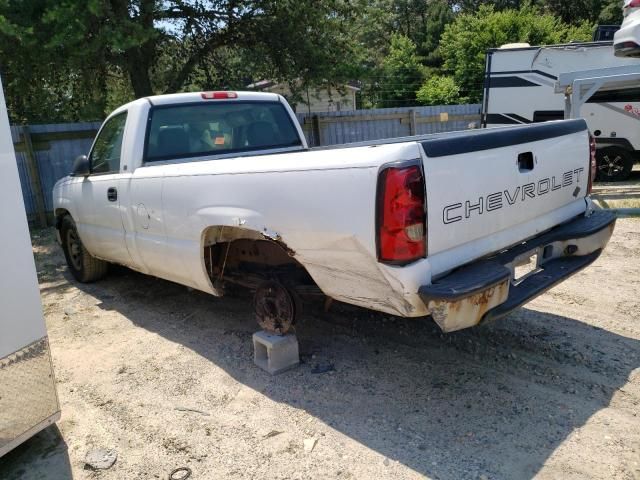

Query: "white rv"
(0, 77), (60, 457)
(482, 42), (640, 181)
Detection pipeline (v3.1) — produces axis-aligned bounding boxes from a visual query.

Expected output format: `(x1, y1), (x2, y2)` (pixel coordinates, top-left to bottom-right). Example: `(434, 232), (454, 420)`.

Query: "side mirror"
(72, 155), (90, 177)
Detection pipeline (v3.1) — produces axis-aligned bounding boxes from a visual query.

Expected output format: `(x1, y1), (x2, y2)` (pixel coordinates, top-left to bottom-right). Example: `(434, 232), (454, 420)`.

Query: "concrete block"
(253, 331), (300, 375)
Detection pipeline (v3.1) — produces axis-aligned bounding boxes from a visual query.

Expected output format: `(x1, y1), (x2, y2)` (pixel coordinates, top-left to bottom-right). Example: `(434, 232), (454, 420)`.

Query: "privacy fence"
(12, 122), (101, 227)
(297, 104), (481, 147)
(12, 104), (481, 227)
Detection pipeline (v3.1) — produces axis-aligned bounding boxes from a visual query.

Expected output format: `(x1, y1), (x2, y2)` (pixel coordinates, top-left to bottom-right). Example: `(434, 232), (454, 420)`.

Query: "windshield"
(145, 101), (302, 162)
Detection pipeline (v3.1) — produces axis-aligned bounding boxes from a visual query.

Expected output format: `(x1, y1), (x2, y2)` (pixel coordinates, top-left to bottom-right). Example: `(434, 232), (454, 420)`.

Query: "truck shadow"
(72, 267), (639, 480)
(0, 426), (71, 480)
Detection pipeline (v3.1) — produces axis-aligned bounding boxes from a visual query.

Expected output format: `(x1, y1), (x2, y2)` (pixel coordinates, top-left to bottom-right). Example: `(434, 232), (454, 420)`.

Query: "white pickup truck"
(53, 91), (616, 334)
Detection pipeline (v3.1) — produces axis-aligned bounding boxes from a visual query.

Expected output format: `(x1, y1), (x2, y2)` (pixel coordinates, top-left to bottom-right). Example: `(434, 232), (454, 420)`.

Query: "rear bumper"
(419, 209), (616, 332)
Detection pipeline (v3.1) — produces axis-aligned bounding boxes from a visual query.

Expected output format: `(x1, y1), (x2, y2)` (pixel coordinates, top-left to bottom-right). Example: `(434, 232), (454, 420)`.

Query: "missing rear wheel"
(253, 281), (296, 335)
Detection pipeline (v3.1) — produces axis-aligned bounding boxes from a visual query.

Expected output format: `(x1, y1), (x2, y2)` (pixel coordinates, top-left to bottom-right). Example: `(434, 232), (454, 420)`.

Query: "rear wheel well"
(202, 226), (324, 334)
(202, 226), (317, 294)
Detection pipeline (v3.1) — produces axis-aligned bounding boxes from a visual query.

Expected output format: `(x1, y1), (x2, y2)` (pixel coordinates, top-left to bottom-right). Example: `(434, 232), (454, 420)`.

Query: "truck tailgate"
(420, 120), (590, 276)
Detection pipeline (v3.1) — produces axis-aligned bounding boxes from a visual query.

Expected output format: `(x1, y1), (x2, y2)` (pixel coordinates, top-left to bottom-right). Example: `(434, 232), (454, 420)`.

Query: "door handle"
(107, 187), (118, 202)
(518, 152), (534, 172)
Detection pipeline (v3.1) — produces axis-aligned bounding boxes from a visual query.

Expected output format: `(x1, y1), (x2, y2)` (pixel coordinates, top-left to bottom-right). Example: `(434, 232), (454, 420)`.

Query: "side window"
(90, 112), (127, 174)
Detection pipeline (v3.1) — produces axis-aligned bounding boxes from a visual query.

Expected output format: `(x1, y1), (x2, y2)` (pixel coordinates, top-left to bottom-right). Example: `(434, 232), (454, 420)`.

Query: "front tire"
(60, 216), (108, 282)
(596, 147), (634, 182)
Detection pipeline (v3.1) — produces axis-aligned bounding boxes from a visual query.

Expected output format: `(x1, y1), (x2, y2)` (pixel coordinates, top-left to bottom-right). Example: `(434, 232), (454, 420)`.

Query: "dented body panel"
(53, 92), (615, 331)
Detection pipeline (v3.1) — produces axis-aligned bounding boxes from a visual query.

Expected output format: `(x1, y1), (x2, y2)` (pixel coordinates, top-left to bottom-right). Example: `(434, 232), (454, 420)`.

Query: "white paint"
(53, 92), (595, 319)
(615, 2), (640, 54)
(0, 77), (47, 358)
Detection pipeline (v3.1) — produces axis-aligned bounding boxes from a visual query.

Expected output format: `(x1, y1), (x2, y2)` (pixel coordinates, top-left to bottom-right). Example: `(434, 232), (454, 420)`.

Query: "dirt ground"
(592, 169), (640, 210)
(1, 218), (639, 480)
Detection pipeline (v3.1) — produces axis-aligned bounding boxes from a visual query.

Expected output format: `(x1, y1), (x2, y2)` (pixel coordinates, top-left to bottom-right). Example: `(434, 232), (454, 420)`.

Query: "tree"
(377, 34), (424, 107)
(416, 75), (466, 105)
(0, 0), (110, 123)
(42, 0), (282, 99)
(421, 0), (456, 67)
(244, 0), (362, 105)
(539, 0), (621, 24)
(450, 1), (524, 12)
(451, 0), (624, 24)
(598, 0), (624, 24)
(0, 0), (361, 122)
(440, 4), (592, 102)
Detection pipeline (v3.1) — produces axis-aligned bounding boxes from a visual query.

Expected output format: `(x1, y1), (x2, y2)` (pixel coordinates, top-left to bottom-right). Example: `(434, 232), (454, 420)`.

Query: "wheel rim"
(66, 228), (82, 270)
(598, 154), (624, 178)
(253, 282), (295, 335)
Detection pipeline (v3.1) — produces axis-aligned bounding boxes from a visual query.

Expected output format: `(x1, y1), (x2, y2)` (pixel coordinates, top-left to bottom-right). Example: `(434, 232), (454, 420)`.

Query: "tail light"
(201, 91), (238, 100)
(377, 163), (426, 264)
(588, 133), (597, 195)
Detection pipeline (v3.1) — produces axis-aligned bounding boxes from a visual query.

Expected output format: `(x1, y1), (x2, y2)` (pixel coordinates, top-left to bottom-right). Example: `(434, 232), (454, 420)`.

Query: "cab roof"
(108, 91), (285, 120)
(146, 91), (281, 106)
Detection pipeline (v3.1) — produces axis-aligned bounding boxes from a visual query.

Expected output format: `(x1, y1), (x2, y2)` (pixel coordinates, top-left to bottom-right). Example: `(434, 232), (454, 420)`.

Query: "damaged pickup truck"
(53, 91), (616, 334)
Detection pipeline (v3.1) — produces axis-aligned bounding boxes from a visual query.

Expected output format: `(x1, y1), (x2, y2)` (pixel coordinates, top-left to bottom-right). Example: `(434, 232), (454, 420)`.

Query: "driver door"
(75, 112), (133, 266)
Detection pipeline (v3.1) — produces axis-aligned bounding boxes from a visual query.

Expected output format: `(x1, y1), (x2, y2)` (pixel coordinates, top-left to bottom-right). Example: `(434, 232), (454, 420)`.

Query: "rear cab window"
(145, 101), (302, 163)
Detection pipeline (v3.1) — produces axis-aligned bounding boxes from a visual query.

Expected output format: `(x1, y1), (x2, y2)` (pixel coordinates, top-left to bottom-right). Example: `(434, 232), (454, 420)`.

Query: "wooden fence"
(11, 123), (101, 227)
(297, 104), (481, 146)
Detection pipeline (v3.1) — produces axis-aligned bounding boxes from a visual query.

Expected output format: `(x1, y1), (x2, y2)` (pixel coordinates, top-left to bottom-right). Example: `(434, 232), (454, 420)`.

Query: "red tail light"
(588, 134), (597, 194)
(377, 164), (426, 264)
(201, 91), (238, 100)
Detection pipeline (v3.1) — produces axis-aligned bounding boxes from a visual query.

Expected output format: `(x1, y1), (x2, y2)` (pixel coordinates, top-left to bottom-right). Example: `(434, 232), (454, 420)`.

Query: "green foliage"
(451, 1), (523, 12)
(377, 34), (425, 108)
(0, 0), (109, 123)
(246, 0), (362, 104)
(0, 0), (628, 122)
(0, 0), (361, 123)
(539, 0), (620, 24)
(440, 4), (593, 102)
(421, 0), (456, 67)
(416, 75), (466, 105)
(598, 0), (624, 24)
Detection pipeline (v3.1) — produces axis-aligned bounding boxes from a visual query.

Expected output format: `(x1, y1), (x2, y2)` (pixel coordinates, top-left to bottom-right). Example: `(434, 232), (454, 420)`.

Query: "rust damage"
(203, 227), (319, 334)
(261, 229), (296, 257)
(428, 280), (510, 333)
(253, 281), (297, 335)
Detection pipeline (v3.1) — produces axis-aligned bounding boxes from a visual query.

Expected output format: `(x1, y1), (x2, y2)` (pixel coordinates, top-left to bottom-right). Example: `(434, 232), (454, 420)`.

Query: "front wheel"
(596, 147), (634, 182)
(60, 216), (108, 283)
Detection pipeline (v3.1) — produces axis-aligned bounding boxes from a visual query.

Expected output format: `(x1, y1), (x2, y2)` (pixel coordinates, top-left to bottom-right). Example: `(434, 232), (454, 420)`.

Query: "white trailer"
(482, 42), (640, 181)
(0, 77), (60, 457)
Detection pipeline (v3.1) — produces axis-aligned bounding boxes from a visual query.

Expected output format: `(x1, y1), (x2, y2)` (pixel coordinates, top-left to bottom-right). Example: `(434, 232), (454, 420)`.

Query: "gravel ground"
(592, 170), (640, 210)
(1, 218), (639, 480)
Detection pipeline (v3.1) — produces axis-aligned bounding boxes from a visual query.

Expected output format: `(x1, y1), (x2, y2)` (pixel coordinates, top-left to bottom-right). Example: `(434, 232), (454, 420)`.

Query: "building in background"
(247, 80), (359, 113)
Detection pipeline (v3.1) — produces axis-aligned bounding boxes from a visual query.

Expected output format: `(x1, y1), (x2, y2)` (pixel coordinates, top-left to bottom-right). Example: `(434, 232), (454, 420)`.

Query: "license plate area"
(512, 251), (541, 286)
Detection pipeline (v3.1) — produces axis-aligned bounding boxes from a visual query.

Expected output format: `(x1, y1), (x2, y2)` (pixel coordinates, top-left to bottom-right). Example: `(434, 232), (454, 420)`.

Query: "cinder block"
(253, 331), (300, 375)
